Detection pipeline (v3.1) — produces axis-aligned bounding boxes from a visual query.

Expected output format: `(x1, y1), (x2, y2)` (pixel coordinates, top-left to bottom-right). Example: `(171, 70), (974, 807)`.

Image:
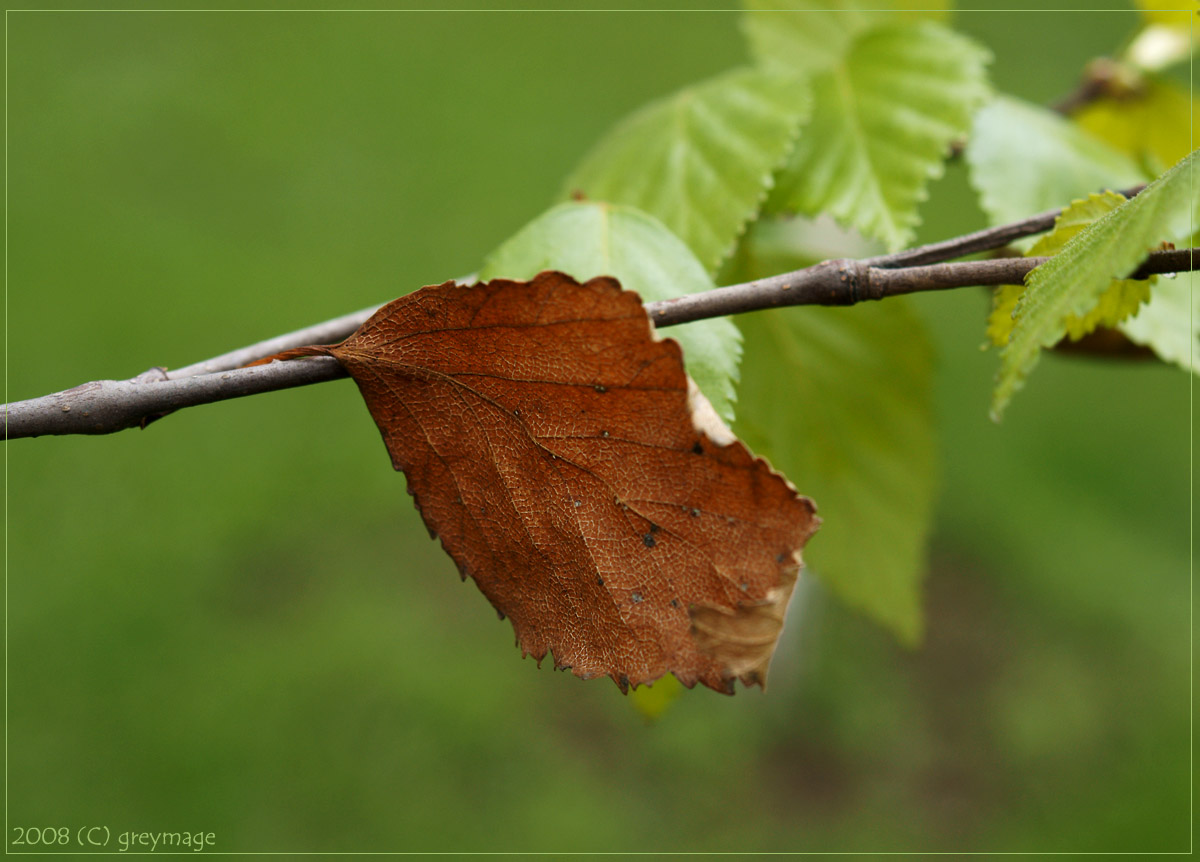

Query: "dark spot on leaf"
(643, 533), (657, 548)
(597, 576), (604, 586)
(692, 441), (704, 455)
(776, 552), (787, 564)
(593, 384), (607, 393)
(739, 582), (748, 591)
(631, 592), (643, 603)
(618, 674), (630, 693)
(670, 598), (680, 608)
(649, 523), (660, 533)
(690, 508), (701, 518)
(600, 430), (610, 438)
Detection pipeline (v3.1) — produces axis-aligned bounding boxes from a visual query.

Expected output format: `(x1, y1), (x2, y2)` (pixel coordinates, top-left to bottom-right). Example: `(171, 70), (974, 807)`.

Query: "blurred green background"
(6, 2), (1191, 853)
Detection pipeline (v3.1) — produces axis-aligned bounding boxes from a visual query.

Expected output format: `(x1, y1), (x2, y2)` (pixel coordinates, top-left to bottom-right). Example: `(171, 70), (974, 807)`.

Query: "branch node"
(830, 259), (873, 305)
(134, 366), (170, 384)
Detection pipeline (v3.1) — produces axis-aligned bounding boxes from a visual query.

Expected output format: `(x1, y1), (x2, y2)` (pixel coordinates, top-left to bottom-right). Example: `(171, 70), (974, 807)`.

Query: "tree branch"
(78, 185), (1153, 384)
(859, 183), (1144, 270)
(5, 359), (347, 439)
(166, 303), (382, 379)
(93, 184), (1149, 388)
(643, 247), (1192, 327)
(6, 245), (1193, 441)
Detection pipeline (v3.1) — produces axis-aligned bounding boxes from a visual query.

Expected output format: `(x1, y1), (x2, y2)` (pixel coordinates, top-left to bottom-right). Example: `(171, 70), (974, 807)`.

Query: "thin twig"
(167, 304), (381, 379)
(1050, 57), (1133, 117)
(644, 247), (1192, 327)
(860, 183), (1145, 270)
(134, 190), (1149, 384)
(5, 247), (1194, 440)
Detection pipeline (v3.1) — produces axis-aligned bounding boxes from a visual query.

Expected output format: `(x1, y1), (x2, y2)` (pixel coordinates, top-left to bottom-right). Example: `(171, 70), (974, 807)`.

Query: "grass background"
(6, 1), (1192, 852)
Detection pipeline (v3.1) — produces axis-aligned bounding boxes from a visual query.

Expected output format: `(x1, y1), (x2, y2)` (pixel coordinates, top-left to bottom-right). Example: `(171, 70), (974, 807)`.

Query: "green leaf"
(1120, 271), (1200, 374)
(986, 192), (1151, 348)
(628, 674), (683, 721)
(1075, 77), (1200, 175)
(479, 201), (742, 422)
(985, 283), (1025, 349)
(1062, 280), (1152, 341)
(734, 302), (937, 645)
(761, 22), (991, 251)
(742, 0), (950, 76)
(563, 67), (811, 275)
(992, 149), (1200, 419)
(967, 95), (1146, 232)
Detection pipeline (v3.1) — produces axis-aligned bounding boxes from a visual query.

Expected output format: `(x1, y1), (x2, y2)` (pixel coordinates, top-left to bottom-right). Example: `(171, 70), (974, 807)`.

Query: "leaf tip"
(688, 564), (801, 692)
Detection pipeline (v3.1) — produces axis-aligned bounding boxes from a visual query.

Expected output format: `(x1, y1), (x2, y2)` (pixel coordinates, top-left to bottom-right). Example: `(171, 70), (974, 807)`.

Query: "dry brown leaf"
(264, 272), (819, 693)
